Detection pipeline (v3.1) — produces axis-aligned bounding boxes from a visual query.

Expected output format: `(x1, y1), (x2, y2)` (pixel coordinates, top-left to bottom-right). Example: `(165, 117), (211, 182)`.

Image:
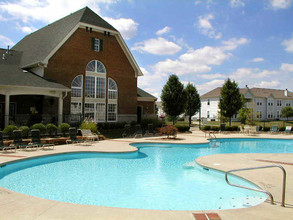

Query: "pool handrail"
(225, 164), (286, 207)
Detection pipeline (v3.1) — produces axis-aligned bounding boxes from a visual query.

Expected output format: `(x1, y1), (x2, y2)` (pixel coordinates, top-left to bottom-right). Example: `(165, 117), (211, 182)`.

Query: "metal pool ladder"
(225, 165), (286, 207)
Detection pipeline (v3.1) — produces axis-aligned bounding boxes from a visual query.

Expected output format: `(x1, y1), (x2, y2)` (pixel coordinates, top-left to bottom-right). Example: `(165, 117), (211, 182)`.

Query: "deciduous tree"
(185, 83), (201, 127)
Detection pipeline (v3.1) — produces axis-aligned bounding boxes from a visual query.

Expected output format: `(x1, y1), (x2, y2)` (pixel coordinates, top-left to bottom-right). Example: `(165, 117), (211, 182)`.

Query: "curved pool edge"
(0, 134), (293, 219)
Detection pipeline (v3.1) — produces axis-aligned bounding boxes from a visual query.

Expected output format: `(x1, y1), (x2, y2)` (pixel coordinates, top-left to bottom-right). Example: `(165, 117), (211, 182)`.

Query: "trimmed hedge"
(3, 125), (18, 138)
(19, 126), (29, 138)
(31, 123), (47, 134)
(46, 123), (58, 136)
(58, 123), (71, 136)
(201, 125), (211, 131)
(211, 126), (220, 131)
(263, 126), (270, 132)
(175, 124), (190, 132)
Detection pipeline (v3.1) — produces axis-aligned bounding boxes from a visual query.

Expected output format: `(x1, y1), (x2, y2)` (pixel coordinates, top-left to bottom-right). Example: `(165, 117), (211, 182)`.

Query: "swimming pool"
(0, 138), (292, 210)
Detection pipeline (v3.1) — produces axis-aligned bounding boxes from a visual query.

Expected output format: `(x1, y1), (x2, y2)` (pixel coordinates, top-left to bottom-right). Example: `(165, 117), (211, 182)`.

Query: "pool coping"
(0, 131), (293, 219)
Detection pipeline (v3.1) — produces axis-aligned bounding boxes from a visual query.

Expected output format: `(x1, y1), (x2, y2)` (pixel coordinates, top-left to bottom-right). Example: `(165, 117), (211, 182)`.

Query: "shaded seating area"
(144, 124), (157, 137)
(270, 125), (279, 134)
(66, 128), (86, 145)
(0, 131), (16, 152)
(31, 129), (54, 150)
(12, 130), (38, 151)
(134, 125), (143, 138)
(284, 126), (292, 134)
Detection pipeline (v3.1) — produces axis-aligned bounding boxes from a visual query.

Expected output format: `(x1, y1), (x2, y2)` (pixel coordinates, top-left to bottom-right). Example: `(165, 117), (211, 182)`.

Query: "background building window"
(207, 111), (210, 118)
(71, 102), (82, 114)
(207, 99), (210, 105)
(108, 103), (117, 121)
(71, 75), (83, 97)
(108, 78), (118, 100)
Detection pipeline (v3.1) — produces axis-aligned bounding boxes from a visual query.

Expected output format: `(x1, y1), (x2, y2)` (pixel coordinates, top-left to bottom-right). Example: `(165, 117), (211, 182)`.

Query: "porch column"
(58, 96), (63, 125)
(4, 94), (10, 127)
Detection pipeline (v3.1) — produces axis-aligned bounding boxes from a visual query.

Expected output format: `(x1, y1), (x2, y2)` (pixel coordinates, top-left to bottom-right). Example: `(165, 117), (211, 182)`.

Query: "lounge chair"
(31, 129), (54, 150)
(144, 124), (156, 137)
(66, 128), (85, 144)
(134, 125), (143, 138)
(0, 131), (16, 152)
(12, 130), (36, 151)
(285, 126), (292, 134)
(122, 124), (133, 138)
(81, 129), (99, 142)
(270, 125), (278, 134)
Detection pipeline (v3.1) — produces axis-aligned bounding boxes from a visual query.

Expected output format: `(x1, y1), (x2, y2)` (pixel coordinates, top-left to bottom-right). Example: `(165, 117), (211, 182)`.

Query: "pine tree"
(161, 75), (186, 125)
(185, 83), (201, 127)
(219, 78), (243, 126)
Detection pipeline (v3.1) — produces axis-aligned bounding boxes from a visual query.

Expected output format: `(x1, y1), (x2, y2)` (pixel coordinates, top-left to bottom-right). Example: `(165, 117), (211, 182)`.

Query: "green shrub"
(263, 126), (270, 132)
(231, 125), (240, 131)
(46, 123), (58, 136)
(201, 125), (211, 131)
(80, 121), (98, 133)
(141, 118), (165, 130)
(31, 123), (47, 134)
(225, 126), (232, 131)
(98, 122), (127, 130)
(211, 126), (220, 131)
(19, 126), (29, 138)
(278, 126), (285, 132)
(58, 123), (71, 136)
(177, 117), (185, 121)
(3, 125), (18, 138)
(175, 124), (190, 132)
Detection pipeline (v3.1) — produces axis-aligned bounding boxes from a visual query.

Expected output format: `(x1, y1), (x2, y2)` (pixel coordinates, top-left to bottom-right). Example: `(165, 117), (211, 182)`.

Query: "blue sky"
(0, 0), (293, 99)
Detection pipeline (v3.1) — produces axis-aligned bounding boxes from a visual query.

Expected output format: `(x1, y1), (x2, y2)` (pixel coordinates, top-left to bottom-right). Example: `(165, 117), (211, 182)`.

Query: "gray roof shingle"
(137, 88), (157, 100)
(0, 49), (69, 90)
(12, 7), (117, 68)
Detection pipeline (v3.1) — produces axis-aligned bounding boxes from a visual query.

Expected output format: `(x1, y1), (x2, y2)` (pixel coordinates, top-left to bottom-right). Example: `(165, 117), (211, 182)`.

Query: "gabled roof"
(201, 87), (293, 100)
(137, 88), (157, 101)
(0, 49), (69, 90)
(12, 7), (117, 68)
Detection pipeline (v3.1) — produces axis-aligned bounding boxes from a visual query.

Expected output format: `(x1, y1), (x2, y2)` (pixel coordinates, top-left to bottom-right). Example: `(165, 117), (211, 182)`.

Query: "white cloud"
(230, 0), (245, 7)
(196, 14), (222, 39)
(104, 17), (138, 40)
(198, 73), (226, 79)
(156, 26), (171, 35)
(251, 80), (280, 88)
(280, 63), (293, 72)
(231, 68), (279, 81)
(282, 34), (293, 53)
(20, 26), (37, 33)
(132, 37), (182, 55)
(268, 0), (292, 10)
(152, 37), (248, 76)
(197, 79), (225, 94)
(0, 35), (15, 47)
(221, 38), (249, 51)
(251, 57), (264, 62)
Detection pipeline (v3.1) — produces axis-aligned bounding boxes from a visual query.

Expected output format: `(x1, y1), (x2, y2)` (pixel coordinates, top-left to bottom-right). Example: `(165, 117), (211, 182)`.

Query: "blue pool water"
(0, 138), (292, 210)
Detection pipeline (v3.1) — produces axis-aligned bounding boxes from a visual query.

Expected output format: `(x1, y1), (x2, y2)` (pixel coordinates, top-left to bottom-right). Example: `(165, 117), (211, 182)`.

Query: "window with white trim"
(96, 77), (106, 98)
(268, 99), (273, 106)
(277, 100), (282, 106)
(71, 102), (82, 114)
(277, 110), (280, 118)
(267, 111), (273, 119)
(96, 103), (106, 122)
(257, 110), (262, 119)
(207, 99), (210, 105)
(92, 38), (103, 52)
(85, 103), (95, 120)
(71, 75), (83, 97)
(286, 101), (291, 106)
(85, 76), (95, 98)
(108, 78), (118, 100)
(207, 111), (210, 118)
(108, 103), (117, 121)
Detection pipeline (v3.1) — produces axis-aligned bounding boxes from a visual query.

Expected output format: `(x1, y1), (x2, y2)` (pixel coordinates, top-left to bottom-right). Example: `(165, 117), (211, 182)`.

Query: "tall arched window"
(71, 75), (83, 97)
(71, 75), (83, 118)
(108, 78), (118, 100)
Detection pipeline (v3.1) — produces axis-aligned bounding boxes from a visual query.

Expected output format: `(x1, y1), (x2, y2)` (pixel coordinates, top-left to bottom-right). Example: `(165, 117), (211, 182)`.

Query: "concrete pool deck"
(0, 131), (293, 219)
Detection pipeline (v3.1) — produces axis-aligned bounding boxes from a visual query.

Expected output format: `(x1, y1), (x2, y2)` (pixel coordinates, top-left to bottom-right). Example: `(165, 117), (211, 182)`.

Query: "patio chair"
(285, 126), (292, 134)
(81, 129), (99, 142)
(122, 124), (133, 138)
(12, 130), (35, 151)
(0, 131), (16, 152)
(270, 125), (278, 134)
(31, 129), (54, 150)
(144, 124), (156, 137)
(239, 126), (244, 134)
(66, 128), (85, 144)
(134, 125), (143, 138)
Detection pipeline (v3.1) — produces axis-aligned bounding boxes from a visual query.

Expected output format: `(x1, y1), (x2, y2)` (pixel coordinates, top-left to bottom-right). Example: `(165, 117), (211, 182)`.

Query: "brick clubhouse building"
(0, 7), (157, 129)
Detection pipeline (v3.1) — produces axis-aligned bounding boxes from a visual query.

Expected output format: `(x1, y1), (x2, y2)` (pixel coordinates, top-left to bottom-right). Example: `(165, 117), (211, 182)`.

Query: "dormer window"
(92, 38), (103, 52)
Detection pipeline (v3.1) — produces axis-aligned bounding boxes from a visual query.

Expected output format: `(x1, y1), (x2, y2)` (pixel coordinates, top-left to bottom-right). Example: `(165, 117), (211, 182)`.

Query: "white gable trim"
(42, 22), (143, 77)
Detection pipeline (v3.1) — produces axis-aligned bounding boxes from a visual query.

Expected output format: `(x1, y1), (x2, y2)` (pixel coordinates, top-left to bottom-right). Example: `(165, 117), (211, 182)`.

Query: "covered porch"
(0, 85), (70, 129)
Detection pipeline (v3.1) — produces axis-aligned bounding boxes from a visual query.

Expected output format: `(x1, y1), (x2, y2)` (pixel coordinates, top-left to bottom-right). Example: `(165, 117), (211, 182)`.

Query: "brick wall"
(44, 28), (137, 116)
(137, 101), (156, 117)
